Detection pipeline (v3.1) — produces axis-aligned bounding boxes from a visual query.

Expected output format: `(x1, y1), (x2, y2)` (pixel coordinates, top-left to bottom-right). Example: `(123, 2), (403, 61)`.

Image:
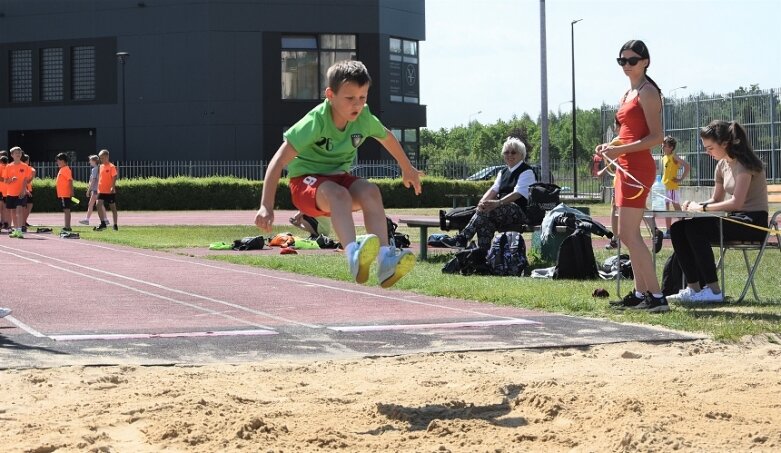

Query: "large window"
(2, 38), (109, 107)
(282, 34), (356, 100)
(41, 47), (64, 102)
(390, 127), (419, 163)
(10, 49), (33, 103)
(389, 37), (419, 104)
(71, 46), (96, 101)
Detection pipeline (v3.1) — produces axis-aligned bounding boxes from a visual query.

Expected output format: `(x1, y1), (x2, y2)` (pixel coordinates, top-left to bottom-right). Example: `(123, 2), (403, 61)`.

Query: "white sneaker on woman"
(668, 286), (698, 302)
(688, 287), (724, 303)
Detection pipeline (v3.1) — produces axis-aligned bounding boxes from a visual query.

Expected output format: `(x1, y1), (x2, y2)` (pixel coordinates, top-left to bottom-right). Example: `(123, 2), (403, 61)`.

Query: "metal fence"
(30, 160), (269, 182)
(28, 158), (605, 198)
(601, 87), (781, 185)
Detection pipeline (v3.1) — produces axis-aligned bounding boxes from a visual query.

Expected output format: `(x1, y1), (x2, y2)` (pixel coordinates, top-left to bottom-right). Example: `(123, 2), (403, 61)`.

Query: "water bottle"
(651, 175), (666, 211)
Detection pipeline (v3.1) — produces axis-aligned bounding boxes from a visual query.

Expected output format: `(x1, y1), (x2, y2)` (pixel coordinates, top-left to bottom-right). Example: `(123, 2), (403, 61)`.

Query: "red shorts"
(289, 173), (360, 217)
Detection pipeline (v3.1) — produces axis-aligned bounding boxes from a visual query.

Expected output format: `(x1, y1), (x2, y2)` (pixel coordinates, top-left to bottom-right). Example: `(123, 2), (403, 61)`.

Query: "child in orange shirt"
(0, 152), (8, 232)
(20, 153), (35, 230)
(55, 153), (74, 232)
(4, 147), (31, 238)
(94, 149), (119, 231)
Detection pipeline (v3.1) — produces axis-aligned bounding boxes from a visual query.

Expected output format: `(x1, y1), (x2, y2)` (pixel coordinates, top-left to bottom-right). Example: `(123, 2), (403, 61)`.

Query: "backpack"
(661, 252), (704, 296)
(442, 248), (492, 276)
(526, 183), (561, 226)
(553, 228), (598, 279)
(486, 231), (528, 276)
(439, 206), (477, 232)
(386, 217), (411, 249)
(232, 235), (265, 251)
(427, 233), (451, 247)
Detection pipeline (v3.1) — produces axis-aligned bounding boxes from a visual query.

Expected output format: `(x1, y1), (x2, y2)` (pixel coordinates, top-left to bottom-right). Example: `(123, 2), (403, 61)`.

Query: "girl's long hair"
(699, 120), (764, 173)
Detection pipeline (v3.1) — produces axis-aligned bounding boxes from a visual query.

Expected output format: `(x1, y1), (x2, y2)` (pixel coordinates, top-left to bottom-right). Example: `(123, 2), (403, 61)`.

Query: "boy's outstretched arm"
(376, 129), (423, 195)
(255, 142), (298, 232)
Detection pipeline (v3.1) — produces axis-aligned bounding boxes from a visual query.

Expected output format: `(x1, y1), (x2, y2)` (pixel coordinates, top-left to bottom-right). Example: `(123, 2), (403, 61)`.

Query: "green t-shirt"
(284, 99), (387, 178)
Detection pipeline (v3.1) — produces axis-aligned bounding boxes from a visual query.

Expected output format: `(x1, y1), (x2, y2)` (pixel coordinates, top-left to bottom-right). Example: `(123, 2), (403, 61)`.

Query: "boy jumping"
(255, 60), (421, 288)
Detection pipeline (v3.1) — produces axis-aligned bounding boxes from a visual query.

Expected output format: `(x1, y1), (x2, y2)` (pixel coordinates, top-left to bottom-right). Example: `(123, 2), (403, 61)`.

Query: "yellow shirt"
(662, 154), (681, 190)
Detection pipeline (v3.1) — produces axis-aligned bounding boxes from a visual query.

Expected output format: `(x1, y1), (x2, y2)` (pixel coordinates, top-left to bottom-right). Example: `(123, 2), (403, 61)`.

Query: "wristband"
(701, 202), (709, 212)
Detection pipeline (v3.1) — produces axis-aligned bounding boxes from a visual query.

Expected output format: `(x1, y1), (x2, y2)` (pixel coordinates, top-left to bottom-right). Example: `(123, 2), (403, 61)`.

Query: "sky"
(419, 0), (781, 130)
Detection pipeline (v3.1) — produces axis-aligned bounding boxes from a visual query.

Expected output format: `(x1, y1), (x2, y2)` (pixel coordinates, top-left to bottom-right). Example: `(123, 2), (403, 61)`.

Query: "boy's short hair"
(0, 155), (8, 164)
(9, 146), (22, 155)
(98, 149), (110, 157)
(663, 135), (677, 149)
(56, 152), (69, 164)
(326, 60), (371, 92)
(89, 154), (99, 163)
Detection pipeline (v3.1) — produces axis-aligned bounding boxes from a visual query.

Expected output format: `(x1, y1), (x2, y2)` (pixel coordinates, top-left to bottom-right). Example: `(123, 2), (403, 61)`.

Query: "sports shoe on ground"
(113, 225), (118, 231)
(347, 234), (380, 284)
(610, 291), (645, 308)
(378, 248), (416, 289)
(61, 227), (72, 232)
(653, 229), (664, 254)
(78, 219), (90, 225)
(629, 292), (670, 313)
(687, 287), (724, 303)
(440, 234), (468, 249)
(20, 226), (27, 233)
(667, 286), (698, 302)
(12, 230), (24, 239)
(605, 238), (618, 250)
(0, 307), (11, 318)
(94, 223), (107, 231)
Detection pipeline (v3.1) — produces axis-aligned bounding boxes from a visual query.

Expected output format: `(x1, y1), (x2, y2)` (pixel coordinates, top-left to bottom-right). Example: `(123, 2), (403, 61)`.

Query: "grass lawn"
(73, 206), (781, 341)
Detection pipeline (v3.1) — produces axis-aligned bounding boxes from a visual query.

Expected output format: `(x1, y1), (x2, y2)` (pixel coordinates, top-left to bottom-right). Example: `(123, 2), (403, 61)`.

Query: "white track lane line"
(62, 240), (532, 322)
(3, 315), (46, 337)
(0, 245), (317, 330)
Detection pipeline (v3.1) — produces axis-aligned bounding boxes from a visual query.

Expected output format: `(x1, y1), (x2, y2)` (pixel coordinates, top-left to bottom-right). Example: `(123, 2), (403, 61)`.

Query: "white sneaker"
(377, 248), (416, 289)
(78, 219), (90, 225)
(0, 307), (11, 318)
(688, 287), (724, 303)
(668, 287), (698, 302)
(346, 234), (380, 284)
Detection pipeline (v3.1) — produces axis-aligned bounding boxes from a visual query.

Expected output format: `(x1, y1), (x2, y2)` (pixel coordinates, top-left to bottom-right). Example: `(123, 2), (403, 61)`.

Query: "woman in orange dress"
(595, 39), (666, 312)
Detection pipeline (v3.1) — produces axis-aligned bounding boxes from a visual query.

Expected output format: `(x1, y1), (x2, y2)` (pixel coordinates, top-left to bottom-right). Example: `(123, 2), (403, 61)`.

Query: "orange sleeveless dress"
(614, 93), (656, 208)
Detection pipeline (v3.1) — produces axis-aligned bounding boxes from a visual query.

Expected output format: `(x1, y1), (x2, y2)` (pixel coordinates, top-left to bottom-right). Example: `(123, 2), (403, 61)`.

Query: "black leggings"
(669, 211), (768, 285)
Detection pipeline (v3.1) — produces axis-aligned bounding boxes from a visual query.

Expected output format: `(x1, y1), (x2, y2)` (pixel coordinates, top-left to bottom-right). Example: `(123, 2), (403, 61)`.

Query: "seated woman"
(669, 120), (768, 303)
(442, 137), (536, 250)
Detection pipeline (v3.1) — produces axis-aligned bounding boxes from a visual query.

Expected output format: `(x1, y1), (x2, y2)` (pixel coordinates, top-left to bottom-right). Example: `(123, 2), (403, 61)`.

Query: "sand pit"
(2, 337), (780, 452)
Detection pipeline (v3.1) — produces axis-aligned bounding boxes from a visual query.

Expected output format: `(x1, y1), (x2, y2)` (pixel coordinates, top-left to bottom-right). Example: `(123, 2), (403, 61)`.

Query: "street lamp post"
(571, 19), (582, 197)
(467, 110), (482, 153)
(116, 52), (130, 163)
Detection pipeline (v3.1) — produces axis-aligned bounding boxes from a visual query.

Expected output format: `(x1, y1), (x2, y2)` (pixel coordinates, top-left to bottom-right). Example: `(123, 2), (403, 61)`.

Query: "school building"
(0, 0), (426, 166)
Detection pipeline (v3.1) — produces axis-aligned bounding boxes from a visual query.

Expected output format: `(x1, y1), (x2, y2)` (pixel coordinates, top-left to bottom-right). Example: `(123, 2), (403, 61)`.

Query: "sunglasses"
(616, 57), (643, 67)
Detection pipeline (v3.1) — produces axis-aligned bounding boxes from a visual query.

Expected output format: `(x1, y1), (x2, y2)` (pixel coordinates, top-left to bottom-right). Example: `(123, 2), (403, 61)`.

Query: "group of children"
(0, 147), (119, 239)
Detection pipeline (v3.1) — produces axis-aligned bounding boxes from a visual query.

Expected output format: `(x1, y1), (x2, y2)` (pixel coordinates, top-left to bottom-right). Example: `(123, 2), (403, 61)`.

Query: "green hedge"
(29, 176), (492, 212)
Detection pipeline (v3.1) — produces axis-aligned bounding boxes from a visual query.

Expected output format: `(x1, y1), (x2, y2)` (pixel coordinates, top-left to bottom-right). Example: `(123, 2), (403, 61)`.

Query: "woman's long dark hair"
(619, 39), (662, 98)
(699, 120), (764, 173)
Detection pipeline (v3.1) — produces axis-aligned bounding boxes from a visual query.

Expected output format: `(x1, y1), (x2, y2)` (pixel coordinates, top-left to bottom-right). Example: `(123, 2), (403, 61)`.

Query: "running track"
(0, 211), (695, 368)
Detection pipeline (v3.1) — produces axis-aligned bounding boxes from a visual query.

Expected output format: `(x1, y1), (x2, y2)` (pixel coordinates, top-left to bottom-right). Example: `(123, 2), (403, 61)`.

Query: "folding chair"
(715, 210), (781, 302)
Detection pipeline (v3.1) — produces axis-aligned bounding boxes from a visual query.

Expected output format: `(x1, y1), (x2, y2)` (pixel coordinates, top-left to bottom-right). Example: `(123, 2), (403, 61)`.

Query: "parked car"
(465, 165), (505, 181)
(349, 164), (400, 179)
(466, 163), (552, 183)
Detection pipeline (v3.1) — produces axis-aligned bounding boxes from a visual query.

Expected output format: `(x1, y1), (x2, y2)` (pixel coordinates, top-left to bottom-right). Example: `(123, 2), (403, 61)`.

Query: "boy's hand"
(255, 206), (274, 232)
(401, 168), (423, 195)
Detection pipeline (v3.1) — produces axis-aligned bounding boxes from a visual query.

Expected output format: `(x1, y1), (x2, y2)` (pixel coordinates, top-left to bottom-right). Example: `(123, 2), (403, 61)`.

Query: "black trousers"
(669, 211), (768, 285)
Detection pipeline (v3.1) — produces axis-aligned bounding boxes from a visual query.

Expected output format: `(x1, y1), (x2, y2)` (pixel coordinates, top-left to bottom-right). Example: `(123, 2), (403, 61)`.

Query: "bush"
(29, 176), (492, 212)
